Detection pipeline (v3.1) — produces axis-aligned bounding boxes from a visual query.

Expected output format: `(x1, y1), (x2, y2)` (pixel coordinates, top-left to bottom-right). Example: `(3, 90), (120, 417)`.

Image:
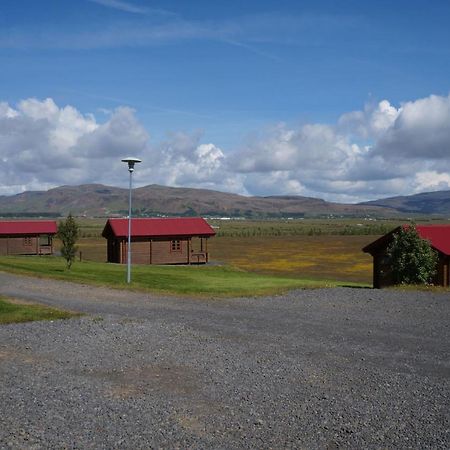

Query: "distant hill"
(0, 184), (449, 218)
(359, 190), (450, 216)
(0, 183), (391, 218)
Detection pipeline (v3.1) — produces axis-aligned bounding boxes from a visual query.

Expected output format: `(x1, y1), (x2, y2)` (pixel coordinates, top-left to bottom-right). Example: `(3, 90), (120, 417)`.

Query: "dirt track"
(0, 272), (449, 449)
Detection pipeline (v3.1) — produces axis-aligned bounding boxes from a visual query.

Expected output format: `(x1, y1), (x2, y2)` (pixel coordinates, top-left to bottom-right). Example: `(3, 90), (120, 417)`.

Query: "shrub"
(387, 224), (438, 285)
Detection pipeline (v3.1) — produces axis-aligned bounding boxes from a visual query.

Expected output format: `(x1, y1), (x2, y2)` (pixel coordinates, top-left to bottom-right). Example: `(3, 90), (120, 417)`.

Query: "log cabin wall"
(0, 236), (39, 255)
(372, 251), (394, 288)
(126, 239), (189, 264)
(148, 239), (189, 264)
(109, 237), (212, 265)
(128, 241), (151, 265)
(436, 255), (450, 287)
(0, 238), (8, 255)
(106, 238), (121, 263)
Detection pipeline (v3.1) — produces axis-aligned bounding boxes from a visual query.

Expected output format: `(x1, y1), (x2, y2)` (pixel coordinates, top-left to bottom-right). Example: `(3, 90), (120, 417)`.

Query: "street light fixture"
(121, 157), (142, 283)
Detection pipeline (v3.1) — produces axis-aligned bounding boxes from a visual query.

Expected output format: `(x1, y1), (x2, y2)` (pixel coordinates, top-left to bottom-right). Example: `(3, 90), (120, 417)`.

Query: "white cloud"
(0, 99), (150, 194)
(373, 94), (450, 160)
(17, 97), (60, 120)
(229, 94), (450, 201)
(414, 171), (450, 192)
(76, 106), (148, 159)
(138, 132), (244, 194)
(0, 101), (243, 196)
(0, 102), (19, 119)
(338, 100), (400, 139)
(234, 123), (359, 174)
(1, 94), (450, 202)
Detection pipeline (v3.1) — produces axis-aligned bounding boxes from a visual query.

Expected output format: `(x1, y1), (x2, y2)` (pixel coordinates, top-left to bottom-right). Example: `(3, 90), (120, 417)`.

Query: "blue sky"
(1, 0), (450, 202)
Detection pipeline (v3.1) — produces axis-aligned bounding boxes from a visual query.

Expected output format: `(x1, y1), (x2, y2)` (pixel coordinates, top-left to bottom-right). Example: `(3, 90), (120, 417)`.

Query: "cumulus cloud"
(76, 107), (148, 159)
(373, 94), (450, 160)
(234, 123), (360, 174)
(414, 171), (450, 192)
(1, 94), (450, 202)
(0, 102), (19, 119)
(0, 98), (240, 196)
(228, 94), (450, 201)
(338, 99), (399, 139)
(0, 98), (149, 194)
(138, 131), (243, 194)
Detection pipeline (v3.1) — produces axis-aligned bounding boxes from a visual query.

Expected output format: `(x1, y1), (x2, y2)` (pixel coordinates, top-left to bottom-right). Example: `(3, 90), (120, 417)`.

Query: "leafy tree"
(387, 224), (438, 285)
(57, 213), (80, 270)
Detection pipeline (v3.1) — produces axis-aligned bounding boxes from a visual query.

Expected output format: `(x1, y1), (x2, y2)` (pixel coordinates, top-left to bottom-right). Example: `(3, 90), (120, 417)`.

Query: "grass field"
(3, 218), (416, 293)
(209, 235), (374, 283)
(75, 234), (374, 284)
(74, 218), (376, 280)
(0, 256), (358, 296)
(0, 296), (79, 324)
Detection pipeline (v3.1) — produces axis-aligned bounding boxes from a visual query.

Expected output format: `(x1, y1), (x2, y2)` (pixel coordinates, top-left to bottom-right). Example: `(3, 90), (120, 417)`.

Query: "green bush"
(387, 225), (438, 285)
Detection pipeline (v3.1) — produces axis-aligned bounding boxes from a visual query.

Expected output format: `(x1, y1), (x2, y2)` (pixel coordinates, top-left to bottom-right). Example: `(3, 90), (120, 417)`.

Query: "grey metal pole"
(121, 157), (141, 284)
(127, 167), (132, 283)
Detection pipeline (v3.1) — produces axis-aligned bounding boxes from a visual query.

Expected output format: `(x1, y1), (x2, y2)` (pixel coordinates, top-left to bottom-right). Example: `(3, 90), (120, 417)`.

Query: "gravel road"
(0, 271), (449, 449)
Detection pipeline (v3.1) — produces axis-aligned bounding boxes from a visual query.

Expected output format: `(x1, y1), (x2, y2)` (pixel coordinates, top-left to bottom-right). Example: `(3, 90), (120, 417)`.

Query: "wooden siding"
(436, 255), (450, 287)
(131, 240), (189, 265)
(0, 235), (53, 256)
(106, 237), (209, 265)
(372, 251), (394, 289)
(126, 240), (189, 264)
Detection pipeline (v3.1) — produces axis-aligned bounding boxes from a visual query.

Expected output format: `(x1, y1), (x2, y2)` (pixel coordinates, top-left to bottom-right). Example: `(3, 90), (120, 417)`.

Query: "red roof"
(363, 225), (450, 256)
(102, 217), (216, 239)
(416, 225), (450, 255)
(0, 220), (58, 236)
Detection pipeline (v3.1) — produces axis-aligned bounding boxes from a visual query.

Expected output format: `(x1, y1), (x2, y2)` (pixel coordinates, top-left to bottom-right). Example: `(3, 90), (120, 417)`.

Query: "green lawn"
(0, 296), (80, 324)
(0, 256), (365, 296)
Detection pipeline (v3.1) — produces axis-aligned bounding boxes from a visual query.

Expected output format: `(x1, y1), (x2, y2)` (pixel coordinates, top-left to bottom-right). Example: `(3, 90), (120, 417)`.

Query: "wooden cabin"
(363, 225), (450, 288)
(102, 217), (216, 265)
(0, 220), (57, 256)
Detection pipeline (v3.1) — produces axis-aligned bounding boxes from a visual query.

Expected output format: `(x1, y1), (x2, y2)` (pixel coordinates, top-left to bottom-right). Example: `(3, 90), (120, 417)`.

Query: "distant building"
(363, 225), (450, 288)
(0, 220), (57, 256)
(102, 217), (216, 265)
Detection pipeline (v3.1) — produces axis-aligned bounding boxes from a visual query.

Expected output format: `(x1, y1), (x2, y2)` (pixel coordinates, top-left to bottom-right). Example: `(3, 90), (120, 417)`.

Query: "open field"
(0, 256), (353, 297)
(209, 235), (374, 283)
(40, 217), (450, 285)
(74, 233), (375, 287)
(74, 234), (374, 284)
(1, 217), (384, 293)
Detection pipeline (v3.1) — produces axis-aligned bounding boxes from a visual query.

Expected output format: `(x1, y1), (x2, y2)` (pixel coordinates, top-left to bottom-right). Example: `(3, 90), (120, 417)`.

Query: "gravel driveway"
(0, 271), (449, 449)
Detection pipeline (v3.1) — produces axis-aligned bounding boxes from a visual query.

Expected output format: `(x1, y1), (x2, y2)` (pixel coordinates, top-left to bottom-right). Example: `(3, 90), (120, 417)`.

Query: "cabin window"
(39, 235), (51, 246)
(23, 237), (33, 246)
(170, 240), (182, 252)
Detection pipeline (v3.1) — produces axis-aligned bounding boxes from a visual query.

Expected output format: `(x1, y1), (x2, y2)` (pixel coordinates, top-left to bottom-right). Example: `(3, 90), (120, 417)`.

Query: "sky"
(1, 0), (450, 203)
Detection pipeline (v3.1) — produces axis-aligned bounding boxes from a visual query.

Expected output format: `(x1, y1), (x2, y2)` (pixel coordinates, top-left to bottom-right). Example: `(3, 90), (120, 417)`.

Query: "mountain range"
(0, 184), (449, 218)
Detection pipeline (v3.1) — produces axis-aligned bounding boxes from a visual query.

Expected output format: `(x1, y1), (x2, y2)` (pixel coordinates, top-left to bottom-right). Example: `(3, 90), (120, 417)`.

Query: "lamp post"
(121, 157), (142, 283)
